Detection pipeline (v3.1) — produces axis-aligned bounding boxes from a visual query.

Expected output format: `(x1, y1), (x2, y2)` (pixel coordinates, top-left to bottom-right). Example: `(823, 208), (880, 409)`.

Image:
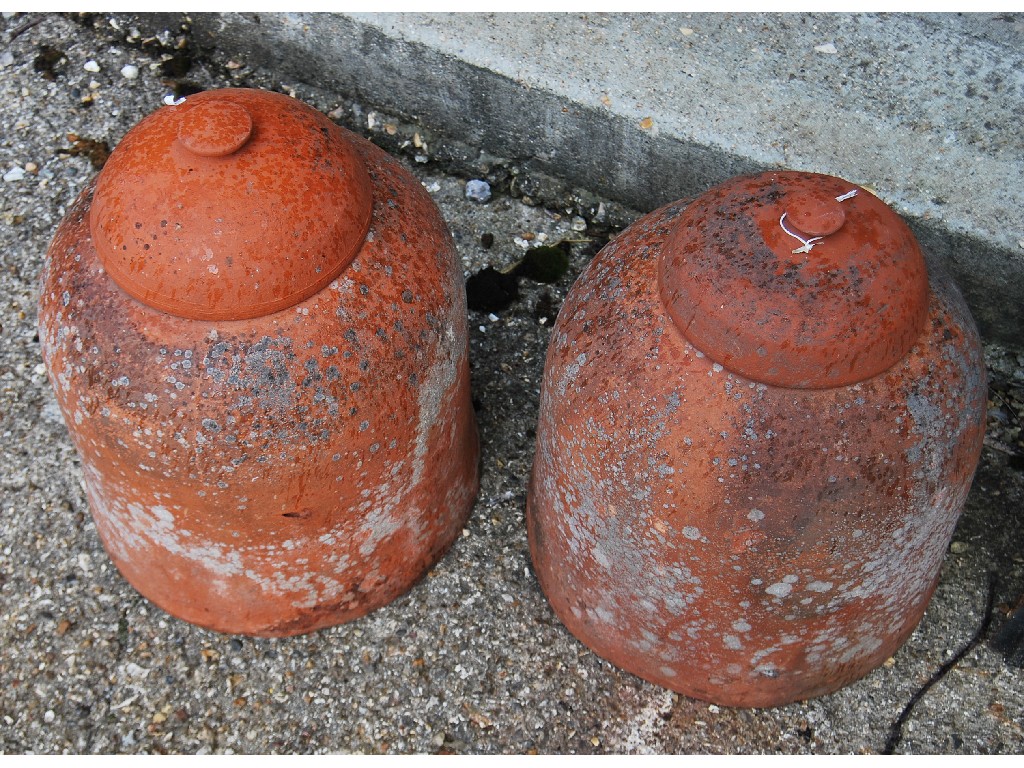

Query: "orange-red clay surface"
(39, 89), (479, 636)
(527, 171), (987, 707)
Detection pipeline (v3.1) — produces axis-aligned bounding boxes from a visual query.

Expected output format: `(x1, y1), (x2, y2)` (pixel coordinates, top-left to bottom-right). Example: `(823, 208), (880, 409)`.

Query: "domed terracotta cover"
(39, 88), (479, 636)
(527, 170), (986, 707)
(659, 171), (930, 388)
(89, 88), (373, 320)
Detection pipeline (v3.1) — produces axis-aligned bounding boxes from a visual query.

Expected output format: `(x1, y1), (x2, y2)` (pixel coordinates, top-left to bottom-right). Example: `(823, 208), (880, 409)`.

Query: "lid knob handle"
(784, 190), (847, 238)
(177, 101), (253, 158)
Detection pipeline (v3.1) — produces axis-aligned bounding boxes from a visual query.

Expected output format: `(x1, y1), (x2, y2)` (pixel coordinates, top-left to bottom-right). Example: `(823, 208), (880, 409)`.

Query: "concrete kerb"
(123, 11), (1024, 346)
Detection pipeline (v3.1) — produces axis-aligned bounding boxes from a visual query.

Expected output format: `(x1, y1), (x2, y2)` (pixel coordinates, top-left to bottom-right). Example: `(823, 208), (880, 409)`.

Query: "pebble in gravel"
(465, 178), (492, 203)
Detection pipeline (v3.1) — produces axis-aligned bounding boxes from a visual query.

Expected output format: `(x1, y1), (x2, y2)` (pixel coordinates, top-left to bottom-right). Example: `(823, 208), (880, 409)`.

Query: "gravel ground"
(1, 13), (1022, 755)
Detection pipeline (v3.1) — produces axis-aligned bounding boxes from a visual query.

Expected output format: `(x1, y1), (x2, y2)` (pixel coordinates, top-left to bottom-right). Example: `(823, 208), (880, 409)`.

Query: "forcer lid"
(89, 88), (373, 321)
(658, 171), (929, 389)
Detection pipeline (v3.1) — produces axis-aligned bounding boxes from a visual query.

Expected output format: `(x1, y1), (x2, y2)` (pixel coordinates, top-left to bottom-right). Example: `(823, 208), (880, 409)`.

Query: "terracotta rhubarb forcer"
(527, 171), (986, 707)
(39, 88), (479, 636)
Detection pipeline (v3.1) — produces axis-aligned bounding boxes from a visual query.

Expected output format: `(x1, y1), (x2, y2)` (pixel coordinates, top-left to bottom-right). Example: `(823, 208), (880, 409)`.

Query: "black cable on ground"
(883, 572), (998, 755)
